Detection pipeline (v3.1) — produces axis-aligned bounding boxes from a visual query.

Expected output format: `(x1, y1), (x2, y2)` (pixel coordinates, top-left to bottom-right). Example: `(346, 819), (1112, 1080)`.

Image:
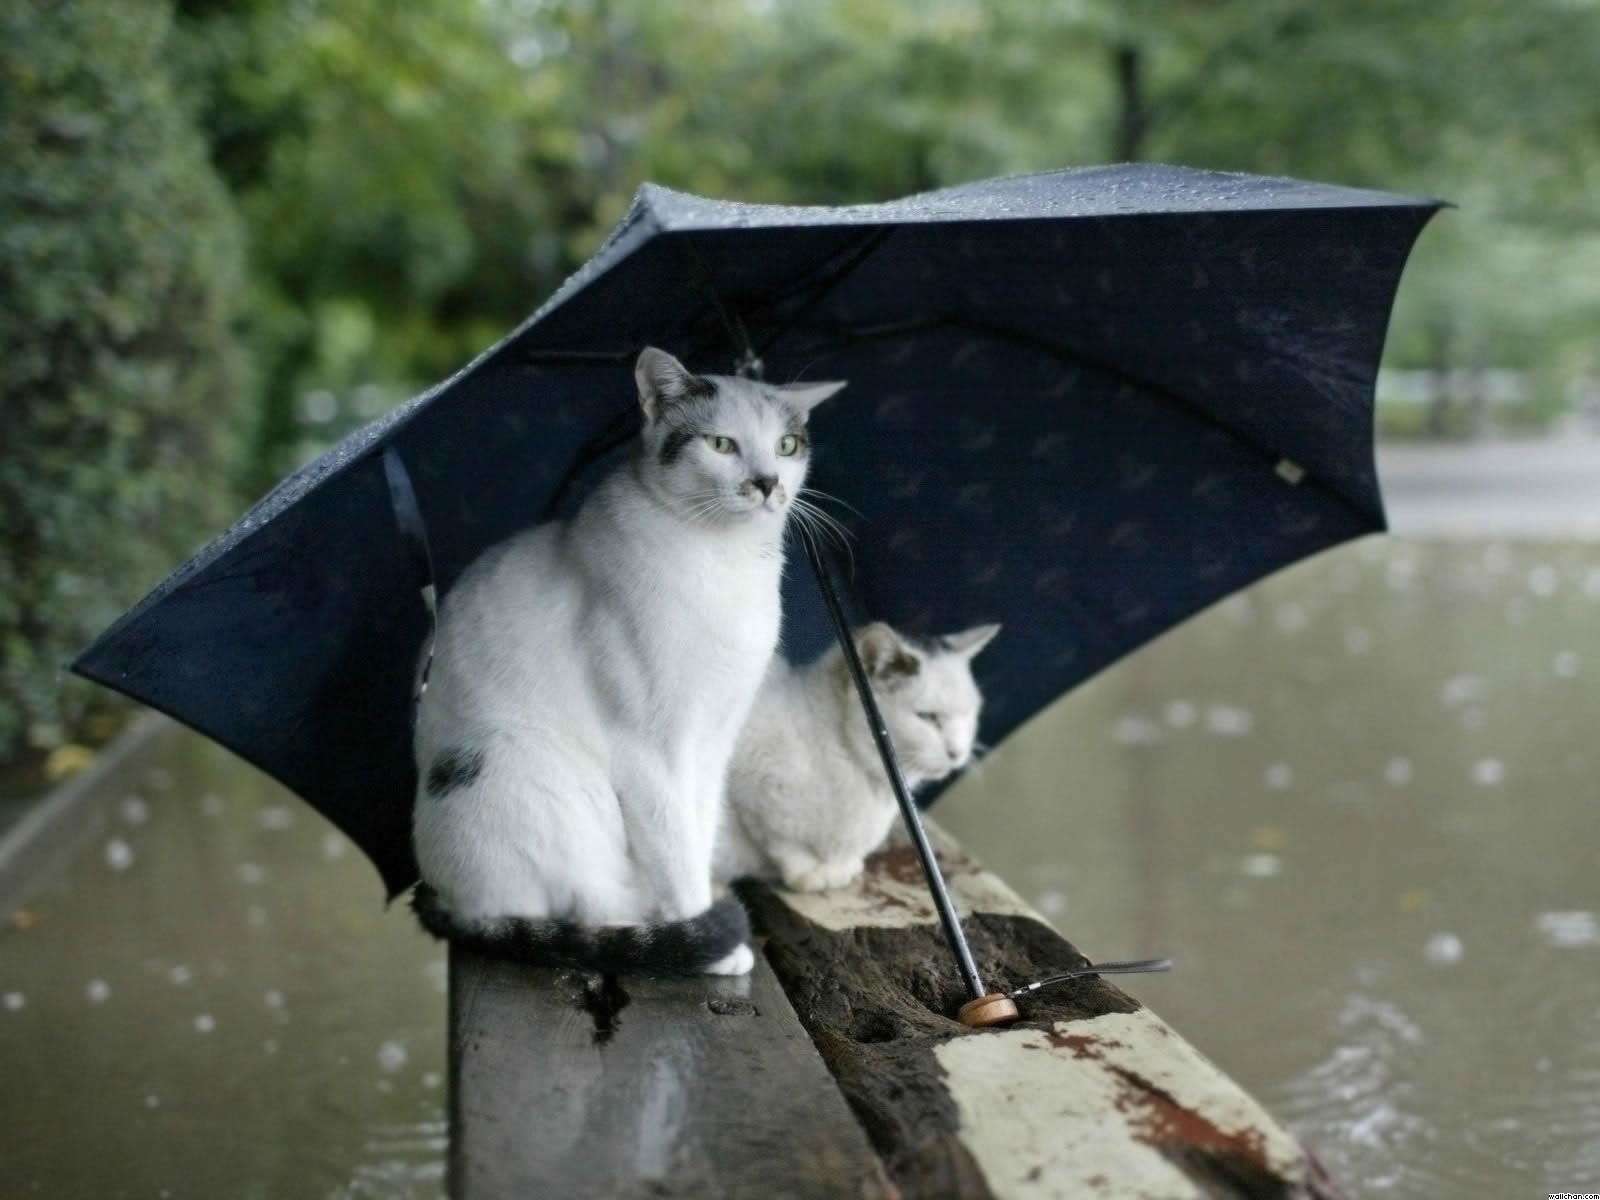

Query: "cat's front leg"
(613, 749), (714, 921)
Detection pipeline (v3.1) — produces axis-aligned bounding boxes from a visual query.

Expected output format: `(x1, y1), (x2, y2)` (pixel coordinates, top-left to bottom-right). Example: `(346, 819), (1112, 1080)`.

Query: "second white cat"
(717, 621), (999, 892)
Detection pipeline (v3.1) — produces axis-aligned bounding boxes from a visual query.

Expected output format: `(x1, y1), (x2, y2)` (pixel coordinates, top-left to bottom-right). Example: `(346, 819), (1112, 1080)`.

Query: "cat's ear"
(943, 623), (1001, 659)
(857, 622), (921, 682)
(775, 378), (847, 415)
(635, 347), (711, 422)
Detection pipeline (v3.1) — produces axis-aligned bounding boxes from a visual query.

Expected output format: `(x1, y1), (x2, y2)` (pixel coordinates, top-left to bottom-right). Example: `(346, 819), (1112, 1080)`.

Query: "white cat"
(717, 621), (999, 892)
(411, 347), (844, 974)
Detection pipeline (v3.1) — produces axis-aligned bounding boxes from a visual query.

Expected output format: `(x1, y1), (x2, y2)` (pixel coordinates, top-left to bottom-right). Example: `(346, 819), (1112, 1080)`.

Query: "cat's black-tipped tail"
(410, 883), (751, 976)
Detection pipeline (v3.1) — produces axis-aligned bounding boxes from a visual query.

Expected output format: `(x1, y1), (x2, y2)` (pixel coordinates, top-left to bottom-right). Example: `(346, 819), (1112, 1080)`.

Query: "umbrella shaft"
(801, 538), (987, 1003)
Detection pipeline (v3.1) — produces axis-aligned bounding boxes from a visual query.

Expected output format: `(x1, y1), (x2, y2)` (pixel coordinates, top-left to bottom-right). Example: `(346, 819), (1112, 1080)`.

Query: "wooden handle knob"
(958, 993), (1020, 1028)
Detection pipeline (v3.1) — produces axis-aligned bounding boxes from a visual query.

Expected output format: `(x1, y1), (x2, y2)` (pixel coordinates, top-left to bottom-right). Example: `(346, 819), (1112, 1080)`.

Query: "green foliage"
(168, 0), (1600, 479)
(0, 0), (248, 756)
(6, 0), (1598, 763)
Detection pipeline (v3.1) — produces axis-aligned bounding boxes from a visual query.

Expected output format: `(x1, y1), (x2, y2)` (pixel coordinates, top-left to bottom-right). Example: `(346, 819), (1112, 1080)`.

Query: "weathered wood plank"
(449, 943), (895, 1199)
(738, 827), (1342, 1200)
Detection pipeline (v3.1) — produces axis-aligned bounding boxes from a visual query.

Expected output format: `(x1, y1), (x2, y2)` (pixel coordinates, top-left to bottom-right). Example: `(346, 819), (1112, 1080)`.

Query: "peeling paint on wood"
(738, 824), (1342, 1200)
(937, 1010), (1311, 1198)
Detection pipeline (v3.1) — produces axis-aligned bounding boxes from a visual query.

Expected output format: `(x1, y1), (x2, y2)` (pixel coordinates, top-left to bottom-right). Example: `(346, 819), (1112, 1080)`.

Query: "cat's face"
(634, 347), (844, 524)
(856, 622), (1001, 785)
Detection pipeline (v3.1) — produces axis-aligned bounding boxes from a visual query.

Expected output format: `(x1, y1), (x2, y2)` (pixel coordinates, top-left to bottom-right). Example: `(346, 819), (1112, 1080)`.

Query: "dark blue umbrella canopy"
(74, 165), (1441, 897)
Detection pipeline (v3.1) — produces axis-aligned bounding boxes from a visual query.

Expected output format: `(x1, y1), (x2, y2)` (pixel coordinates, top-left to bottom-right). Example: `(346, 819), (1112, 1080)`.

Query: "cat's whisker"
(799, 486), (865, 522)
(789, 499), (856, 577)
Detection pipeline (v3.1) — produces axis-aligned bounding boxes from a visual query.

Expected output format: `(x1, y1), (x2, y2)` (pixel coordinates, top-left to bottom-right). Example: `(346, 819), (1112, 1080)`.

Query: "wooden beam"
(738, 827), (1342, 1200)
(448, 944), (894, 1199)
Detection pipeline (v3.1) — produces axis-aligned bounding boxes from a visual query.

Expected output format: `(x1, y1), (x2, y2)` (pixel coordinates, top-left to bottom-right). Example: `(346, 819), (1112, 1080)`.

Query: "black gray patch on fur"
(426, 747), (484, 798)
(659, 428), (696, 466)
(409, 883), (750, 976)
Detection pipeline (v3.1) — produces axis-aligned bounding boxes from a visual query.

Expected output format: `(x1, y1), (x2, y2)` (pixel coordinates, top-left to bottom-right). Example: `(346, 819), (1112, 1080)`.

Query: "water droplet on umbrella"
(1423, 933), (1463, 965)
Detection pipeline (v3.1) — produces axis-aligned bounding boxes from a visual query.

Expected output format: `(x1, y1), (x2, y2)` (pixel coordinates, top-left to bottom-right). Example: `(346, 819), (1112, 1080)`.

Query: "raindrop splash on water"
(1343, 627), (1373, 656)
(1264, 762), (1294, 789)
(1205, 704), (1253, 735)
(1112, 714), (1163, 745)
(86, 979), (110, 1004)
(1423, 933), (1464, 966)
(1384, 756), (1414, 786)
(1164, 699), (1196, 728)
(377, 1041), (409, 1073)
(120, 796), (149, 825)
(1471, 759), (1505, 786)
(193, 1014), (216, 1034)
(1534, 911), (1600, 949)
(104, 839), (134, 871)
(1242, 853), (1282, 878)
(3, 992), (24, 1011)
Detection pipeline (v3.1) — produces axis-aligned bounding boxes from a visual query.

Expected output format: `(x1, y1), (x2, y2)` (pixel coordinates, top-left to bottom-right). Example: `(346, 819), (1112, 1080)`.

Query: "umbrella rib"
(783, 314), (1383, 528)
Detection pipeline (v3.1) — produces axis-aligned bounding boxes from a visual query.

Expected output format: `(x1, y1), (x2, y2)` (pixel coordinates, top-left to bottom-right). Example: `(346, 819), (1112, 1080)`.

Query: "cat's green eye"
(776, 433), (802, 457)
(705, 435), (737, 454)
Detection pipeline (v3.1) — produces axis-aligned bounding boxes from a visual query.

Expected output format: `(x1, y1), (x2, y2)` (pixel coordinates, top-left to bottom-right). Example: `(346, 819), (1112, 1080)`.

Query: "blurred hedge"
(0, 0), (248, 759)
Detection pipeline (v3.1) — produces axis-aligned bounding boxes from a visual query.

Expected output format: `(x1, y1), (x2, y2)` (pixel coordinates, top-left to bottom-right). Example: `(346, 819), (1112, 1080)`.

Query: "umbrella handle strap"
(382, 448), (438, 725)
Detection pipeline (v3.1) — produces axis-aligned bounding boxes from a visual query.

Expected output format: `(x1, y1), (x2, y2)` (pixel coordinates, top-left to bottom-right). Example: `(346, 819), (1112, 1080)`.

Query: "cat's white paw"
(783, 864), (834, 893)
(784, 860), (860, 893)
(704, 943), (755, 976)
(818, 860), (862, 890)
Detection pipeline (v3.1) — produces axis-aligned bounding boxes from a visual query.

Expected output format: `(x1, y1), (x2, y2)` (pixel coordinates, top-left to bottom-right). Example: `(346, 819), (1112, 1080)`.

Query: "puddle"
(0, 735), (445, 1198)
(942, 537), (1600, 1194)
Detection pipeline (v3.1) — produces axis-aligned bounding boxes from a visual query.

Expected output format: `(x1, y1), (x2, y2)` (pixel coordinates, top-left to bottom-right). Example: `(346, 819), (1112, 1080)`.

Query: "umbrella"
(74, 164), (1439, 1009)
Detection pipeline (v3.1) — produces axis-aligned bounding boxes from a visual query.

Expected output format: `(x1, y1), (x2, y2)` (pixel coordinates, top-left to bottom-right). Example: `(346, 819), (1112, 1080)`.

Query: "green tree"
(0, 0), (249, 758)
